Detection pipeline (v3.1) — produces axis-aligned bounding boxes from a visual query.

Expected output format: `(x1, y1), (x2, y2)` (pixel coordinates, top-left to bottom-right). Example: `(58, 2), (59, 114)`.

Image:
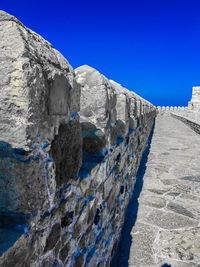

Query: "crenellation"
(158, 87), (200, 114)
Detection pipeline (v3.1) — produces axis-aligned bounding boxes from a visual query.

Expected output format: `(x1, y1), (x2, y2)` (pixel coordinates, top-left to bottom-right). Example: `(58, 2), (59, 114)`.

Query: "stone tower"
(188, 86), (200, 110)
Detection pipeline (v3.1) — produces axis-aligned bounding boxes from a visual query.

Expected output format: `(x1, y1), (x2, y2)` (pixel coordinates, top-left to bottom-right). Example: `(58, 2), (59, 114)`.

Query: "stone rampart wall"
(0, 11), (156, 267)
(171, 114), (200, 135)
(157, 106), (188, 112)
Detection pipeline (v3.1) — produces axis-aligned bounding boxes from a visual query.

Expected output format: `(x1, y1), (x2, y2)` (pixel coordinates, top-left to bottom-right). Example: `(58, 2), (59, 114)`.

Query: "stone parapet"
(0, 11), (156, 267)
(171, 113), (200, 134)
(157, 106), (188, 112)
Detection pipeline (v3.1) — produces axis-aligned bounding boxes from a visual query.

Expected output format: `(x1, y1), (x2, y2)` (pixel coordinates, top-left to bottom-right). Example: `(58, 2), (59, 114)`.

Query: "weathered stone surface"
(154, 228), (200, 263)
(44, 223), (61, 252)
(75, 65), (116, 131)
(75, 65), (156, 266)
(0, 10), (82, 214)
(0, 10), (77, 149)
(129, 223), (157, 266)
(50, 120), (82, 185)
(128, 114), (200, 266)
(0, 11), (156, 267)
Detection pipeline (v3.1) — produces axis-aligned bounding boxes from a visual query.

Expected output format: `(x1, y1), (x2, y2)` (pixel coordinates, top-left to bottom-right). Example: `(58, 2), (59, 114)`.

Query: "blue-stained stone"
(108, 164), (116, 176)
(0, 141), (12, 158)
(53, 259), (63, 267)
(41, 211), (51, 220)
(125, 174), (129, 180)
(86, 195), (95, 202)
(74, 249), (81, 258)
(85, 246), (96, 264)
(0, 212), (30, 228)
(13, 148), (27, 156)
(95, 229), (104, 244)
(82, 128), (104, 139)
(70, 112), (78, 121)
(79, 151), (106, 179)
(116, 136), (124, 146)
(40, 141), (49, 150)
(79, 169), (89, 179)
(129, 128), (134, 135)
(0, 211), (30, 256)
(0, 141), (31, 163)
(15, 224), (29, 234)
(93, 209), (100, 225)
(104, 234), (113, 247)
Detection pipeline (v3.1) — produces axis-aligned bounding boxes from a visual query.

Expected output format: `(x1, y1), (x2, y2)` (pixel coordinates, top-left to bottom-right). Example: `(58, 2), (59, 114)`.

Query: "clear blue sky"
(1, 0), (200, 106)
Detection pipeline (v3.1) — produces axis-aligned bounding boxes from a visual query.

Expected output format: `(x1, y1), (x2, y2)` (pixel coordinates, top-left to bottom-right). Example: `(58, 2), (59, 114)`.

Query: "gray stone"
(129, 223), (157, 266)
(75, 65), (116, 132)
(181, 175), (200, 182)
(154, 228), (200, 265)
(129, 114), (200, 266)
(50, 120), (82, 186)
(0, 10), (82, 213)
(44, 223), (61, 252)
(0, 11), (76, 149)
(166, 201), (195, 218)
(0, 10), (156, 267)
(140, 195), (166, 209)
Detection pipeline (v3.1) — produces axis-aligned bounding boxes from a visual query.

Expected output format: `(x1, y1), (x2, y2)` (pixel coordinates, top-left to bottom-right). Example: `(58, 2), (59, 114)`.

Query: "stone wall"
(171, 113), (200, 134)
(188, 86), (200, 110)
(0, 11), (156, 267)
(157, 105), (200, 125)
(157, 86), (200, 113)
(157, 106), (188, 112)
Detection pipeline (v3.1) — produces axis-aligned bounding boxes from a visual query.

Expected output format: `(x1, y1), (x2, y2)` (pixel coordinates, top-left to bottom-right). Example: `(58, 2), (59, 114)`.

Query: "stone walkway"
(129, 114), (200, 267)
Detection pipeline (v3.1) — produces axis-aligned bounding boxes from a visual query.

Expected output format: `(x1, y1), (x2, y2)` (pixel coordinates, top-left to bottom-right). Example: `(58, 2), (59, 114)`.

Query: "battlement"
(157, 86), (200, 112)
(157, 106), (188, 112)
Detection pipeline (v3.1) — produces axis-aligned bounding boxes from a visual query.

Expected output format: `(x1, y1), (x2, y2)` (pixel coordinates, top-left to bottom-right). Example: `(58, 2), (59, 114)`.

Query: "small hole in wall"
(93, 209), (101, 225)
(61, 211), (74, 228)
(125, 135), (130, 145)
(99, 204), (103, 212)
(125, 184), (128, 192)
(104, 150), (108, 156)
(120, 186), (124, 195)
(138, 136), (141, 146)
(137, 117), (140, 126)
(116, 153), (121, 161)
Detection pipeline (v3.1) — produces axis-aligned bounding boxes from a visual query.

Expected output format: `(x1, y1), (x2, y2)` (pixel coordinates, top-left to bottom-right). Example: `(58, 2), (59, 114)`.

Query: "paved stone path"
(129, 114), (200, 267)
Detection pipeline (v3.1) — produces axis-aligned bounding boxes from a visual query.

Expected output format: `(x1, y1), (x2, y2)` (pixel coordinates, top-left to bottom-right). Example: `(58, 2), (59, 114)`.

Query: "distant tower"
(188, 86), (200, 110)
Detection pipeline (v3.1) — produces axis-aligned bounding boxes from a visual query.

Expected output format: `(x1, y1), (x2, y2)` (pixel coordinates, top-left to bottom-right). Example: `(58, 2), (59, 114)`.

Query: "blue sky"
(1, 0), (200, 106)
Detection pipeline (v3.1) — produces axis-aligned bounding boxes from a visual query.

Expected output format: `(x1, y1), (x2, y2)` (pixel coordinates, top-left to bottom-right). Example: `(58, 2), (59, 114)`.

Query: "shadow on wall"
(0, 212), (29, 257)
(79, 122), (107, 179)
(0, 141), (31, 256)
(110, 124), (155, 267)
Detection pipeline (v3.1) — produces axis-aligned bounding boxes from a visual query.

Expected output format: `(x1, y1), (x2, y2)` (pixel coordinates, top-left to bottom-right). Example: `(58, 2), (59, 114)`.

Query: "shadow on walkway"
(111, 124), (155, 267)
